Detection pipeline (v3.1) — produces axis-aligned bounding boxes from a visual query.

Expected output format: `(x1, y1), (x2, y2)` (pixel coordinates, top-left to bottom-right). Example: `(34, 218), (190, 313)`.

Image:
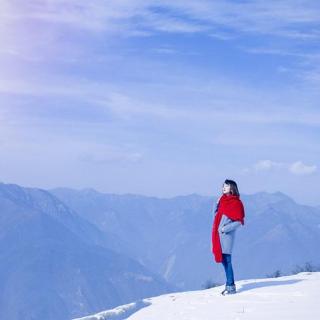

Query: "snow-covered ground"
(74, 272), (319, 320)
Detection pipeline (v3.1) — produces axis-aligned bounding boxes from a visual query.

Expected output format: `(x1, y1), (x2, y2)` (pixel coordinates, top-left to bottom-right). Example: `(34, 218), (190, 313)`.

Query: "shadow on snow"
(237, 279), (304, 293)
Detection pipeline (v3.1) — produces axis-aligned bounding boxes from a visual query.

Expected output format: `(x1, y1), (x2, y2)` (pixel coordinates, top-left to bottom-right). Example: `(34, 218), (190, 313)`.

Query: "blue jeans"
(222, 253), (235, 286)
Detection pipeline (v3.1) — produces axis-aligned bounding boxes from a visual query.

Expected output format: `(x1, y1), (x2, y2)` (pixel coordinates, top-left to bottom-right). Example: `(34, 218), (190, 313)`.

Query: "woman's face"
(222, 183), (231, 194)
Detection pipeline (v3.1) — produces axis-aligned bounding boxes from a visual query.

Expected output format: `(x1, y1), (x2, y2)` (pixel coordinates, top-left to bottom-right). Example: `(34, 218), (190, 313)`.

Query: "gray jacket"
(218, 214), (241, 254)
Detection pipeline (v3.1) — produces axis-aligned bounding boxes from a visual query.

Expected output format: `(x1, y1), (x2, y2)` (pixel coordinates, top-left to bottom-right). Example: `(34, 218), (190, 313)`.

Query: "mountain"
(0, 183), (175, 320)
(238, 192), (320, 278)
(51, 188), (320, 290)
(74, 271), (320, 320)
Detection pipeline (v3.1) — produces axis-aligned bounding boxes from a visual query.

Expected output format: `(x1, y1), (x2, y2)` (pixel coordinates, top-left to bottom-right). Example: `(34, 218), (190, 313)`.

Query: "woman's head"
(222, 179), (240, 196)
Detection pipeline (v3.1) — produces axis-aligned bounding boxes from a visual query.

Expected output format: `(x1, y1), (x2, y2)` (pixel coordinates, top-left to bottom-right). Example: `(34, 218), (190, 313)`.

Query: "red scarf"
(211, 194), (245, 263)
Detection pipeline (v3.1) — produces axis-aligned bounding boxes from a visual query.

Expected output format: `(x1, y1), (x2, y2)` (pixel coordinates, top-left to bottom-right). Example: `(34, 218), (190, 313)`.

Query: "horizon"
(1, 180), (318, 208)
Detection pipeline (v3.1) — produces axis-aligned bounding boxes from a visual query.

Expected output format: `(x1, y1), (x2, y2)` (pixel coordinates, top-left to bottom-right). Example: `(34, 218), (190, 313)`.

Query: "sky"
(0, 0), (320, 205)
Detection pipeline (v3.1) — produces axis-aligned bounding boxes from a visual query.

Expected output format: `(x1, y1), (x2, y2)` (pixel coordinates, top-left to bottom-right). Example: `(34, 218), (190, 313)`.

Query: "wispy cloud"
(149, 0), (320, 41)
(241, 47), (320, 87)
(4, 1), (320, 38)
(78, 148), (143, 165)
(2, 0), (320, 81)
(3, 0), (320, 87)
(1, 72), (320, 128)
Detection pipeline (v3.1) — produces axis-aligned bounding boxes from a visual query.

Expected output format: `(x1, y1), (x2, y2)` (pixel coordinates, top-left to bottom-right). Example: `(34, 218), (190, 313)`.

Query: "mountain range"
(1, 181), (320, 319)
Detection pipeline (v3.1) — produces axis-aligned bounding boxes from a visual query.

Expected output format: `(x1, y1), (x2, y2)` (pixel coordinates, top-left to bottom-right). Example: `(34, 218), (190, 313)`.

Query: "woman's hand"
(218, 225), (227, 234)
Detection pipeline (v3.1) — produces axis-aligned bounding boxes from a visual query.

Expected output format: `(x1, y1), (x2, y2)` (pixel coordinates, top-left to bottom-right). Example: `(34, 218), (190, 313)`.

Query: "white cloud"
(289, 161), (317, 175)
(254, 160), (285, 171)
(246, 159), (317, 175)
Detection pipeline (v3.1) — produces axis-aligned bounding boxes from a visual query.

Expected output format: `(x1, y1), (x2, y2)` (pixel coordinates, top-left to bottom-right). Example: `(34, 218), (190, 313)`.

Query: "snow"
(74, 272), (320, 320)
(73, 300), (151, 320)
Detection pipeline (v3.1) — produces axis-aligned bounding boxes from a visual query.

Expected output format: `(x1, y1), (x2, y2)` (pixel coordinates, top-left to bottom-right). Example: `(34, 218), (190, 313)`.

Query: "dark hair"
(224, 179), (240, 196)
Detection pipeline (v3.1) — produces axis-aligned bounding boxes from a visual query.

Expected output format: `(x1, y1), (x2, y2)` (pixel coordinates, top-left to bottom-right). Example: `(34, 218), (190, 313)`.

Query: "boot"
(221, 284), (236, 295)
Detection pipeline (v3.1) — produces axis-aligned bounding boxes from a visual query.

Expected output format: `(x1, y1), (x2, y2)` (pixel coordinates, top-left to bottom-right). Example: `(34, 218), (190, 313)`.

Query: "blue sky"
(0, 0), (319, 205)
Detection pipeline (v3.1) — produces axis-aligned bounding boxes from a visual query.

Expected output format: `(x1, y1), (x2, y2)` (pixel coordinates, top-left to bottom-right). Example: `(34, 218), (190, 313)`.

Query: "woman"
(211, 179), (245, 295)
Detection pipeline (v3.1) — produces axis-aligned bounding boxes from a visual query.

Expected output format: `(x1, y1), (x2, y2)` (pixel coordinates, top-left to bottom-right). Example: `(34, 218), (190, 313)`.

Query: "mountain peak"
(245, 190), (295, 204)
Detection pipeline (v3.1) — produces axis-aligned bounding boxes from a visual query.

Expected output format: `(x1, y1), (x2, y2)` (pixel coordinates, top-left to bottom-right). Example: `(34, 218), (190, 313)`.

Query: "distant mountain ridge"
(50, 186), (320, 290)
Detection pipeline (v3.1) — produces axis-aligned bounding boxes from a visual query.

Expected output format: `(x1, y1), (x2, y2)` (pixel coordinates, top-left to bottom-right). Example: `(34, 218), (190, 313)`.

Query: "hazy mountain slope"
(0, 183), (175, 320)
